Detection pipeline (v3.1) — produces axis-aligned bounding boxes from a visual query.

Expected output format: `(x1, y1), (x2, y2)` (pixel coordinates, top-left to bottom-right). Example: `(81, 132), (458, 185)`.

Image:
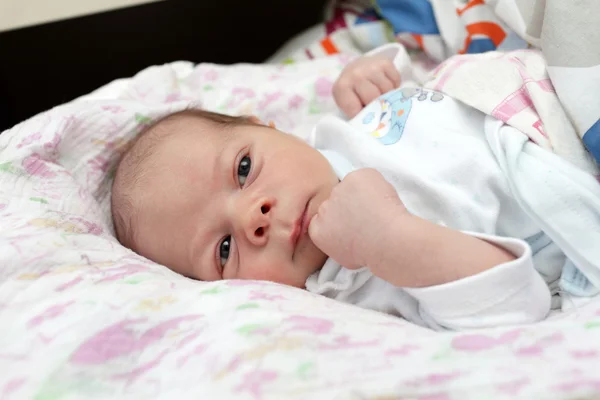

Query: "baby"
(112, 44), (568, 330)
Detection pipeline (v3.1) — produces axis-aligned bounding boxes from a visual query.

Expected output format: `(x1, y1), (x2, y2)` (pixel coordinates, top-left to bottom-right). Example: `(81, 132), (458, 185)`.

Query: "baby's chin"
(316, 253), (328, 271)
(309, 246), (329, 275)
(283, 255), (328, 289)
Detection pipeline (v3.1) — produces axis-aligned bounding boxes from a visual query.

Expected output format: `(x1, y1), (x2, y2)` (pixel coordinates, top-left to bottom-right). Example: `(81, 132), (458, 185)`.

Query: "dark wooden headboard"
(0, 0), (326, 131)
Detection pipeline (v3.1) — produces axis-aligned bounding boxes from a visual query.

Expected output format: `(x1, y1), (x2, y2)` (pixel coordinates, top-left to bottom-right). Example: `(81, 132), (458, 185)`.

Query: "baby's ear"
(248, 115), (277, 128)
(248, 115), (262, 124)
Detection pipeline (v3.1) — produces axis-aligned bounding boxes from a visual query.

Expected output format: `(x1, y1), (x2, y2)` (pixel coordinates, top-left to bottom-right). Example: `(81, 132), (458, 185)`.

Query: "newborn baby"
(112, 45), (576, 330)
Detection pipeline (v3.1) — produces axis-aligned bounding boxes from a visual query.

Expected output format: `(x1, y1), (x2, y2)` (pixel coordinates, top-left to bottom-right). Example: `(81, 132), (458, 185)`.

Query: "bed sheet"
(2, 56), (600, 400)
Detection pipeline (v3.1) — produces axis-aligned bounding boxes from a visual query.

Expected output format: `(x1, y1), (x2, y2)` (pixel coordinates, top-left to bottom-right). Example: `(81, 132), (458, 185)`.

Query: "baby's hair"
(111, 109), (256, 251)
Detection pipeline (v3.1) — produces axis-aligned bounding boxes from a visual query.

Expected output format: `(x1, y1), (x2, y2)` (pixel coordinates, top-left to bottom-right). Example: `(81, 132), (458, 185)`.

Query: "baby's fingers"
(383, 61), (401, 88)
(354, 80), (381, 109)
(308, 213), (326, 252)
(333, 82), (363, 118)
(368, 72), (396, 96)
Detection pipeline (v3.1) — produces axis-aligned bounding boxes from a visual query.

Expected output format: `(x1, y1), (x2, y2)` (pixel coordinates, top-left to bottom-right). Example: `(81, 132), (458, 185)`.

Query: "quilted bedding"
(2, 55), (600, 400)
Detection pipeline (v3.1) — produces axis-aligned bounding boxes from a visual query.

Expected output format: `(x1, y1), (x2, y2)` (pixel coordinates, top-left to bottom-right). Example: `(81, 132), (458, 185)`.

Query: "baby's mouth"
(291, 200), (310, 258)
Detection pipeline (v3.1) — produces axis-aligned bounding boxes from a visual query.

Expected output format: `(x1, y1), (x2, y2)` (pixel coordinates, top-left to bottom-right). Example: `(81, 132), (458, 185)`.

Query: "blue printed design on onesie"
(362, 112), (375, 124)
(358, 87), (444, 145)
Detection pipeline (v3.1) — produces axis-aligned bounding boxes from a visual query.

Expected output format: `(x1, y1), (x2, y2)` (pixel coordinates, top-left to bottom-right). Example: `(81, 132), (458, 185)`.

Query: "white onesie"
(304, 87), (566, 331)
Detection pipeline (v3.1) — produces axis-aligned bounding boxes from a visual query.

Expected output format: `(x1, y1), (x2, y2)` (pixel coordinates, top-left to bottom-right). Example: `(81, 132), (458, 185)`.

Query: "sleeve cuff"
(365, 43), (417, 85)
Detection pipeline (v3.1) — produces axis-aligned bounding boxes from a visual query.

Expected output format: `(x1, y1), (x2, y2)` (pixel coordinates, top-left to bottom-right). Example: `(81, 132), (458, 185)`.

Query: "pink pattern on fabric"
(491, 79), (553, 123)
(555, 379), (600, 392)
(433, 59), (470, 91)
(111, 350), (169, 383)
(235, 369), (278, 400)
(452, 329), (521, 351)
(249, 291), (286, 301)
(496, 378), (530, 395)
(315, 77), (334, 98)
(27, 301), (75, 328)
(43, 133), (61, 154)
(385, 345), (419, 356)
(96, 264), (150, 283)
(285, 315), (334, 335)
(204, 69), (219, 81)
(55, 276), (83, 292)
(288, 95), (305, 110)
(176, 344), (208, 368)
(226, 280), (270, 287)
(22, 154), (56, 178)
(570, 349), (599, 358)
(102, 105), (126, 113)
(16, 132), (42, 148)
(258, 92), (282, 110)
(514, 332), (563, 356)
(71, 315), (202, 365)
(1, 378), (26, 398)
(318, 335), (379, 350)
(70, 318), (149, 364)
(419, 393), (451, 400)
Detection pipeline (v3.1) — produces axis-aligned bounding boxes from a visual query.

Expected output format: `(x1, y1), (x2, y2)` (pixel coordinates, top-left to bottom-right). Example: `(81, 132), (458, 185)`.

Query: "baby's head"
(111, 109), (338, 287)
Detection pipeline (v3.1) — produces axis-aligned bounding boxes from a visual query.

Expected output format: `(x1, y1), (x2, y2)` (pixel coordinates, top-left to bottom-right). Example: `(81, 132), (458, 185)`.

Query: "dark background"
(0, 0), (326, 131)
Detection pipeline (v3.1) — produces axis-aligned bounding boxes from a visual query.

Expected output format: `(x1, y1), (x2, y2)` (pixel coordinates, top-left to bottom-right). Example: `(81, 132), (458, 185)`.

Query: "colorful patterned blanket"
(292, 0), (600, 168)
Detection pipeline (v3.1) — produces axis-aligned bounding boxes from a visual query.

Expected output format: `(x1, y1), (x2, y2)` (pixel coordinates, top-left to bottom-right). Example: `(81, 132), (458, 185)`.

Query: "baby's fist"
(308, 168), (407, 269)
(333, 55), (401, 118)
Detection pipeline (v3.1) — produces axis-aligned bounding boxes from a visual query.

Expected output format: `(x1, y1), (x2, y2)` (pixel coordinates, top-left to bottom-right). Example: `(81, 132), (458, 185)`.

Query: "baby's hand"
(333, 55), (401, 118)
(308, 168), (408, 269)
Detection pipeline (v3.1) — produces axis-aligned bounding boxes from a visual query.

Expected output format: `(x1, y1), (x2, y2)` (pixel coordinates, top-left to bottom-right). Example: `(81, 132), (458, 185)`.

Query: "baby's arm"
(375, 213), (551, 329)
(310, 168), (517, 285)
(309, 169), (551, 329)
(371, 212), (515, 287)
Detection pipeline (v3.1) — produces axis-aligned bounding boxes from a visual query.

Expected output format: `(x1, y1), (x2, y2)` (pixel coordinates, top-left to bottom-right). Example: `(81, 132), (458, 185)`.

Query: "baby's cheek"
(239, 261), (302, 287)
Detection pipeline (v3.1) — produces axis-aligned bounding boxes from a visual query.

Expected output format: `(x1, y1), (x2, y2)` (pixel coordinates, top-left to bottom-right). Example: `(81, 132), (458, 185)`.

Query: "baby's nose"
(243, 199), (272, 246)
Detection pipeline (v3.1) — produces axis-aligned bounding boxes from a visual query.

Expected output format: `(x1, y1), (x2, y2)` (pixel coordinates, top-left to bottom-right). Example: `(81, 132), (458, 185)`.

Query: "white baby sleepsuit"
(305, 81), (568, 330)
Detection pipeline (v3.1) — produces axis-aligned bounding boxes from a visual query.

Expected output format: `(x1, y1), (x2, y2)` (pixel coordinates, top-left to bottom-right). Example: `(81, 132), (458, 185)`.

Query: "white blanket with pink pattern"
(2, 56), (600, 400)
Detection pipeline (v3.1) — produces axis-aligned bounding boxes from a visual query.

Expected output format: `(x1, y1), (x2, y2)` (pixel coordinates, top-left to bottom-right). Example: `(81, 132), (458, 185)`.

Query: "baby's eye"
(219, 235), (231, 267)
(237, 155), (251, 186)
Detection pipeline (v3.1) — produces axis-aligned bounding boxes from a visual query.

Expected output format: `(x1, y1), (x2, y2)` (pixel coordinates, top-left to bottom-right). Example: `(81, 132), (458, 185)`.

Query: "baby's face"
(135, 119), (338, 287)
